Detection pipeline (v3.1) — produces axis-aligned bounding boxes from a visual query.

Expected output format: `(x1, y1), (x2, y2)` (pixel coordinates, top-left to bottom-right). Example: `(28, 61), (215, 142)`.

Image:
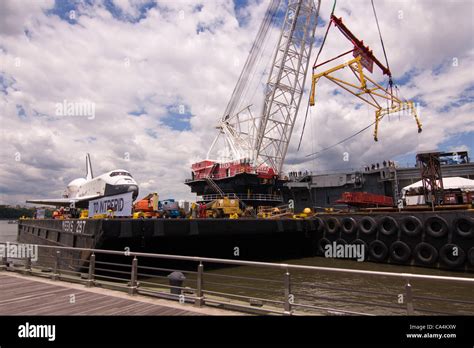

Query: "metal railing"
(199, 193), (283, 202)
(1, 242), (474, 316)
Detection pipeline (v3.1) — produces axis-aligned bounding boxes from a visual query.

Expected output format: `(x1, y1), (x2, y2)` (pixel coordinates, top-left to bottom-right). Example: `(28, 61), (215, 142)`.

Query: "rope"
(304, 113), (389, 159)
(222, 0), (281, 121)
(313, 0), (337, 69)
(371, 0), (392, 85)
(300, 1), (395, 160)
(297, 99), (311, 151)
(297, 0), (337, 151)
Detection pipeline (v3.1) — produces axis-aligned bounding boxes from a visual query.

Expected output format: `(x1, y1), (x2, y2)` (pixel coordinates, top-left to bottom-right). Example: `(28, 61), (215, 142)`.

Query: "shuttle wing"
(26, 194), (101, 208)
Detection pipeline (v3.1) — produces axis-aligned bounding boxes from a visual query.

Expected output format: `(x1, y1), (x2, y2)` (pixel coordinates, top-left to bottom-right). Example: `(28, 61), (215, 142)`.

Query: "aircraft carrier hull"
(17, 210), (474, 272)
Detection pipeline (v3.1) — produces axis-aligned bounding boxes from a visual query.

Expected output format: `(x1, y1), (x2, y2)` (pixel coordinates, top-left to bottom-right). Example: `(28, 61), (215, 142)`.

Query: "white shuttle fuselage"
(27, 154), (139, 208)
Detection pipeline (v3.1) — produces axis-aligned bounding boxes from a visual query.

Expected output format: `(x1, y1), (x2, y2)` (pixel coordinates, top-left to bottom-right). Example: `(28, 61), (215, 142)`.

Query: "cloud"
(0, 0), (473, 205)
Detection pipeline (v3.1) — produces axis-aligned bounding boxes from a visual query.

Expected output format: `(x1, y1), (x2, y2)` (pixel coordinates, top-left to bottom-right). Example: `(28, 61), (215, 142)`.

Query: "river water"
(0, 220), (19, 243)
(1, 220), (472, 314)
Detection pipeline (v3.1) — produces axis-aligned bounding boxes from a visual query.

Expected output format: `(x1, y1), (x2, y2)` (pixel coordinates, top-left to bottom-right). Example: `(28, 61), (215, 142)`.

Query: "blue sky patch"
(128, 107), (146, 117)
(47, 0), (83, 24)
(103, 0), (156, 23)
(0, 74), (17, 95)
(437, 84), (474, 113)
(393, 67), (418, 86)
(193, 4), (204, 12)
(393, 132), (473, 167)
(234, 0), (286, 28)
(16, 104), (27, 118)
(438, 132), (474, 154)
(47, 0), (156, 24)
(161, 104), (192, 131)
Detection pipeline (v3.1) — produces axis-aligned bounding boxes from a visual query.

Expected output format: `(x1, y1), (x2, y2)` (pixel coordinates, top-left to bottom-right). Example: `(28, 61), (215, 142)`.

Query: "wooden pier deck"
(0, 273), (242, 316)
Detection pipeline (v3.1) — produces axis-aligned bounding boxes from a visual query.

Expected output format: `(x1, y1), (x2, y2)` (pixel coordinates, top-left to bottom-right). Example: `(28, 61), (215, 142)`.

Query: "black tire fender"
(401, 216), (422, 237)
(341, 217), (357, 235)
(425, 216), (448, 238)
(378, 216), (398, 236)
(318, 237), (332, 255)
(454, 217), (474, 238)
(353, 239), (368, 259)
(312, 217), (324, 232)
(324, 217), (340, 235)
(359, 216), (377, 235)
(414, 242), (438, 265)
(335, 238), (347, 246)
(468, 247), (474, 267)
(439, 244), (466, 268)
(389, 241), (412, 263)
(369, 240), (388, 261)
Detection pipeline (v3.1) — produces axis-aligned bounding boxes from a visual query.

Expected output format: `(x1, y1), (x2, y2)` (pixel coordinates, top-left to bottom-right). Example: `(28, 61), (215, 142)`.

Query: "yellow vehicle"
(80, 209), (89, 219)
(206, 197), (242, 218)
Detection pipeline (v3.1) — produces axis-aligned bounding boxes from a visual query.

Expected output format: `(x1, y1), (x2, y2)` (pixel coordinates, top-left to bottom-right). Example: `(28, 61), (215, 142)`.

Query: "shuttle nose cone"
(128, 184), (139, 199)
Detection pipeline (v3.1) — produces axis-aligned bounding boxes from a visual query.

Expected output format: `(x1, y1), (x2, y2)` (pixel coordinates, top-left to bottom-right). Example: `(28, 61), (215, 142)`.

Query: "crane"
(187, 0), (418, 206)
(197, 0), (320, 175)
(188, 0), (320, 203)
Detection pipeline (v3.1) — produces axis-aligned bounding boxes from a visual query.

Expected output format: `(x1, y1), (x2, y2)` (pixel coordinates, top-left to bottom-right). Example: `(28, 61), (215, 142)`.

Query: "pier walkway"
(0, 273), (241, 316)
(1, 242), (474, 316)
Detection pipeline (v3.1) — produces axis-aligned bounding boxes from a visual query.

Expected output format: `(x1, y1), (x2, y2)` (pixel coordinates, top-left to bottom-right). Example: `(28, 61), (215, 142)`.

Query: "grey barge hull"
(17, 210), (474, 272)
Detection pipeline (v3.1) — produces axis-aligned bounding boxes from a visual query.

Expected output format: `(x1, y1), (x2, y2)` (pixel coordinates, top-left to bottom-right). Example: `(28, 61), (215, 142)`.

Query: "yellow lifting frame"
(309, 55), (422, 141)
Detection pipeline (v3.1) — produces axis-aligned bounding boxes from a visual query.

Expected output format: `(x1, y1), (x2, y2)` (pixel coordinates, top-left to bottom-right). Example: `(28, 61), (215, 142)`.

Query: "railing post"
(52, 251), (60, 281)
(86, 253), (95, 288)
(405, 279), (414, 315)
(25, 256), (32, 275)
(195, 262), (204, 307)
(284, 268), (292, 315)
(1, 254), (7, 271)
(129, 256), (138, 295)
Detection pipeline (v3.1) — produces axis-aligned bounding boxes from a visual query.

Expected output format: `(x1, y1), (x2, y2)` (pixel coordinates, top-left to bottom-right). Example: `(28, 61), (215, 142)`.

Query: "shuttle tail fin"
(86, 153), (94, 180)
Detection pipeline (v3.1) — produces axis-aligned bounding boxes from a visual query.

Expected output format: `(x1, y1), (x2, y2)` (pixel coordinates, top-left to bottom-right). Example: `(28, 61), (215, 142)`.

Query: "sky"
(0, 0), (473, 205)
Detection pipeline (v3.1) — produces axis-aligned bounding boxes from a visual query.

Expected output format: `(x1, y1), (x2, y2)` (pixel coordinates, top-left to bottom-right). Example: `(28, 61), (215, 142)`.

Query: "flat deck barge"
(17, 209), (474, 272)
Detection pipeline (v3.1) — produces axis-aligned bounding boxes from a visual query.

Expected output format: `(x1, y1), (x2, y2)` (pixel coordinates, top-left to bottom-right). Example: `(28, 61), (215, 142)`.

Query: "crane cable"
(305, 119), (377, 159)
(297, 0), (337, 151)
(371, 0), (392, 87)
(298, 0), (398, 157)
(313, 0), (337, 70)
(301, 0), (396, 160)
(222, 0), (281, 121)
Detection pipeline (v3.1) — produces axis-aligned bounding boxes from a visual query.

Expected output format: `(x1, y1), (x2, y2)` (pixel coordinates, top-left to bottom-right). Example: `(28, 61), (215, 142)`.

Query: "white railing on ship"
(200, 194), (283, 202)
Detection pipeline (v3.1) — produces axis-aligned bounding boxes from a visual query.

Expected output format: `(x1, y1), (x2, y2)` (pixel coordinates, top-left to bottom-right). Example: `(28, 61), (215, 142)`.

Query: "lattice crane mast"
(206, 0), (320, 176)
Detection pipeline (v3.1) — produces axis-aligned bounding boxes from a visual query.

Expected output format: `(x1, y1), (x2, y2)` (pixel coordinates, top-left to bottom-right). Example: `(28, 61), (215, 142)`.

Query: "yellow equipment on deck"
(293, 207), (315, 219)
(79, 209), (89, 219)
(257, 204), (294, 219)
(206, 197), (243, 218)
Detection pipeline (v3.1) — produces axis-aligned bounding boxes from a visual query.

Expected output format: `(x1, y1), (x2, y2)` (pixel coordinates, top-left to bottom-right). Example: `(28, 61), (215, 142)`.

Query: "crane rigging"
(186, 0), (421, 207)
(308, 7), (422, 141)
(187, 0), (320, 206)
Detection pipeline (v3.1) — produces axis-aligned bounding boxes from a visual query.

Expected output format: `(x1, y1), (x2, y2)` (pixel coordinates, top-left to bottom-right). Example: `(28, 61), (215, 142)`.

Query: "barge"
(17, 209), (474, 272)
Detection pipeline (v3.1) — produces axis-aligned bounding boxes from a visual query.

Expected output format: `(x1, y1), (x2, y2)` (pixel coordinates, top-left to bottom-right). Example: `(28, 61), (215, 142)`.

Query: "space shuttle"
(26, 154), (139, 208)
